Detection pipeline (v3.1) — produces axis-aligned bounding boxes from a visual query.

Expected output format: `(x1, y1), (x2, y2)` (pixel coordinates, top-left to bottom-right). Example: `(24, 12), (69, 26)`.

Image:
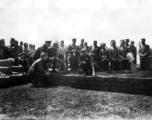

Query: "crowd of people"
(0, 37), (151, 87)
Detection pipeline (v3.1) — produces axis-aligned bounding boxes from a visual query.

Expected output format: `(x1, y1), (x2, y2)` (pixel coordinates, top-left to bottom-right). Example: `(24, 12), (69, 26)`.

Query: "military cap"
(24, 43), (28, 46)
(141, 38), (146, 41)
(40, 52), (48, 57)
(93, 40), (97, 43)
(120, 39), (125, 43)
(45, 41), (52, 44)
(72, 38), (76, 41)
(11, 38), (15, 41)
(81, 39), (84, 41)
(111, 40), (115, 43)
(130, 41), (135, 44)
(19, 52), (28, 57)
(100, 43), (105, 46)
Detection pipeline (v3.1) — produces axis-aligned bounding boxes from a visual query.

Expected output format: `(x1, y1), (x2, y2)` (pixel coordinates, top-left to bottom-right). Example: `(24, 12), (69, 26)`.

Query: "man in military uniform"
(79, 39), (85, 50)
(84, 42), (89, 53)
(13, 40), (22, 58)
(130, 41), (137, 64)
(0, 39), (9, 59)
(91, 40), (100, 70)
(8, 38), (16, 58)
(67, 38), (79, 72)
(126, 39), (130, 47)
(109, 40), (120, 71)
(47, 42), (58, 72)
(27, 52), (51, 87)
(138, 38), (150, 71)
(60, 40), (68, 70)
(78, 48), (95, 75)
(33, 41), (51, 60)
(99, 43), (109, 71)
(119, 40), (130, 70)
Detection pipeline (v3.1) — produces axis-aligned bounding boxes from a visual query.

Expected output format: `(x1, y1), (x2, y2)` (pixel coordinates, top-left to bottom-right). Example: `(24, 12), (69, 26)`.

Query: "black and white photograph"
(0, 0), (152, 119)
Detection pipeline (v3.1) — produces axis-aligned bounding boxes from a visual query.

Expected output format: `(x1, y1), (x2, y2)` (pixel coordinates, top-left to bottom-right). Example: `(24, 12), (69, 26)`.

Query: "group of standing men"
(65, 38), (150, 73)
(0, 37), (151, 87)
(30, 38), (151, 78)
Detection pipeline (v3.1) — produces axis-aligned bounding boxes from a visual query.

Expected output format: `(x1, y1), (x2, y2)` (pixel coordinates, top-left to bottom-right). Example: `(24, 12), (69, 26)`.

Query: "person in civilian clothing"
(109, 40), (120, 71)
(138, 38), (150, 71)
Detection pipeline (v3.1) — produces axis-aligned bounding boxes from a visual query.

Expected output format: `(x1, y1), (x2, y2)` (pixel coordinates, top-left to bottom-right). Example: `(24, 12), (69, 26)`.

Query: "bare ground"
(0, 84), (152, 120)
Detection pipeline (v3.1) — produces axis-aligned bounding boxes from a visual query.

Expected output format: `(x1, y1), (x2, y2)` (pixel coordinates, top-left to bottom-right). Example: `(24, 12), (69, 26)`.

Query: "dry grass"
(0, 84), (152, 120)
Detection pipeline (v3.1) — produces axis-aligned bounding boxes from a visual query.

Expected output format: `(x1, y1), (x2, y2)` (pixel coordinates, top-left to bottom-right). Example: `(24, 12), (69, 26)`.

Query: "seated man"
(15, 52), (30, 73)
(27, 52), (50, 87)
(78, 48), (95, 76)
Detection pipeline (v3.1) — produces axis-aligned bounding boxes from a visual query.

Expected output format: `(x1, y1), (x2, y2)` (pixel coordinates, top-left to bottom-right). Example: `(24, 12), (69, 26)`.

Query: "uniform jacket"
(138, 44), (150, 59)
(99, 48), (109, 61)
(109, 46), (119, 60)
(28, 58), (48, 74)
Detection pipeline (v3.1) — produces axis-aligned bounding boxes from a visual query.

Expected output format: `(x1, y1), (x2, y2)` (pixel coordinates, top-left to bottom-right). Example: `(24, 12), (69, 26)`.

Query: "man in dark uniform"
(119, 40), (130, 70)
(1, 39), (5, 46)
(130, 41), (137, 64)
(79, 39), (85, 50)
(109, 40), (120, 71)
(0, 39), (9, 59)
(20, 41), (24, 52)
(126, 39), (130, 47)
(84, 42), (89, 53)
(8, 38), (16, 58)
(138, 38), (150, 71)
(78, 48), (95, 75)
(67, 38), (79, 72)
(91, 40), (100, 70)
(33, 41), (51, 60)
(27, 52), (51, 87)
(47, 42), (58, 72)
(99, 43), (109, 71)
(13, 40), (22, 58)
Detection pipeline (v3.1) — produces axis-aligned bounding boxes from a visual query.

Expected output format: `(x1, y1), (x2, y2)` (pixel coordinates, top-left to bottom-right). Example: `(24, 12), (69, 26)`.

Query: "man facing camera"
(138, 38), (150, 71)
(78, 48), (95, 76)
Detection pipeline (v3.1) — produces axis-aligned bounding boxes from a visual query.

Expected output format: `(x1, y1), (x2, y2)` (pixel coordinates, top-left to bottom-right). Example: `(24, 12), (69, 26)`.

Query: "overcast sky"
(0, 0), (152, 47)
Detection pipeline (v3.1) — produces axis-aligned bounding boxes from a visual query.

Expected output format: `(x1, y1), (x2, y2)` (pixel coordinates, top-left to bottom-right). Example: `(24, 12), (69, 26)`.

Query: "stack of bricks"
(49, 73), (152, 96)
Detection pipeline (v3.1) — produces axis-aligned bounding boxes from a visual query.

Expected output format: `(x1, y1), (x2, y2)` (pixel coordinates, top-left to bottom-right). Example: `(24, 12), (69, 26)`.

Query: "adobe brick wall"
(49, 73), (152, 96)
